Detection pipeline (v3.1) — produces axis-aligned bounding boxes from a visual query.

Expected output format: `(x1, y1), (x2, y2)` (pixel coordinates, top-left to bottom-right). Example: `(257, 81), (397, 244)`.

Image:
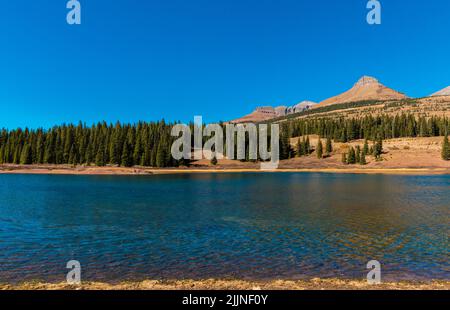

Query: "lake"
(0, 173), (448, 283)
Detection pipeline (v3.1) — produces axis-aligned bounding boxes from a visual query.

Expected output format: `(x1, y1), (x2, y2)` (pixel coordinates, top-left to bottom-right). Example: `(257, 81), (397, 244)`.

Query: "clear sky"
(1, 0), (449, 129)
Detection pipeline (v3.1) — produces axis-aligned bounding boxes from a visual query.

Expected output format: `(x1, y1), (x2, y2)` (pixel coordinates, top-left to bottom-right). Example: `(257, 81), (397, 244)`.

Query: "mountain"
(287, 101), (318, 114)
(229, 106), (279, 124)
(274, 101), (318, 116)
(230, 101), (317, 123)
(316, 76), (408, 107)
(431, 86), (450, 97)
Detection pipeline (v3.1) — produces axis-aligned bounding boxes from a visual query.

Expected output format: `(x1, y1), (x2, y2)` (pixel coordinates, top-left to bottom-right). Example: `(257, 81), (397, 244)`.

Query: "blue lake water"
(0, 173), (448, 283)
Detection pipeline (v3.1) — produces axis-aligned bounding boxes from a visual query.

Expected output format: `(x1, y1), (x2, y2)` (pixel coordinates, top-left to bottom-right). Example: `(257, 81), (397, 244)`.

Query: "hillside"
(316, 76), (408, 107)
(269, 96), (450, 124)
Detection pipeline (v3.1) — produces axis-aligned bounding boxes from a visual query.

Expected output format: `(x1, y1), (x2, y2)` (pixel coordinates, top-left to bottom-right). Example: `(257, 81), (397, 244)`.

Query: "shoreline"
(2, 279), (449, 290)
(1, 165), (450, 176)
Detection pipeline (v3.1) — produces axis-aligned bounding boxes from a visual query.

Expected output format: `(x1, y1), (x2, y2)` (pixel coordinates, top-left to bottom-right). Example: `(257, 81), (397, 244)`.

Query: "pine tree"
(63, 127), (73, 163)
(326, 137), (332, 154)
(374, 138), (383, 160)
(296, 138), (303, 157)
(305, 136), (311, 154)
(14, 147), (20, 164)
(85, 143), (94, 165)
(355, 145), (361, 164)
(363, 139), (369, 154)
(109, 124), (123, 165)
(316, 138), (323, 159)
(442, 134), (450, 160)
(121, 142), (132, 167)
(133, 134), (142, 166)
(95, 142), (105, 166)
(156, 140), (166, 168)
(347, 147), (356, 164)
(20, 144), (32, 165)
(360, 149), (367, 165)
(340, 129), (348, 143)
(149, 148), (156, 167)
(55, 134), (63, 164)
(279, 131), (292, 160)
(68, 145), (76, 165)
(36, 134), (45, 164)
(45, 132), (56, 164)
(141, 146), (151, 167)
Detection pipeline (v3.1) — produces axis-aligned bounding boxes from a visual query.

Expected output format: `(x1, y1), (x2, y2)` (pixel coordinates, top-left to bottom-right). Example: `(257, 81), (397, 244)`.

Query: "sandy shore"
(1, 165), (449, 176)
(1, 279), (449, 290)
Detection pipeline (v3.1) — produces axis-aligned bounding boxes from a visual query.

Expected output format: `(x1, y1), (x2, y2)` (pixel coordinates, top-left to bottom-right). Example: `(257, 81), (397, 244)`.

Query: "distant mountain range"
(230, 76), (449, 123)
(229, 101), (318, 124)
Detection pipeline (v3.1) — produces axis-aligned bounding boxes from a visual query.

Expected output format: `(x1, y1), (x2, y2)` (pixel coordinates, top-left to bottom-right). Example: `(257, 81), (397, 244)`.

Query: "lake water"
(0, 173), (448, 283)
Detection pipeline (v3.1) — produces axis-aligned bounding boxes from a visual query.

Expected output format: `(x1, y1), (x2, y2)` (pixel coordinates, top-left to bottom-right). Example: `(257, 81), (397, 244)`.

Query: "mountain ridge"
(230, 101), (317, 124)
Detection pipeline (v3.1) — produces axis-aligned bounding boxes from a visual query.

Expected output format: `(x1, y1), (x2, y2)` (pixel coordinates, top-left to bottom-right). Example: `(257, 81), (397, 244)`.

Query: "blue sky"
(1, 0), (449, 129)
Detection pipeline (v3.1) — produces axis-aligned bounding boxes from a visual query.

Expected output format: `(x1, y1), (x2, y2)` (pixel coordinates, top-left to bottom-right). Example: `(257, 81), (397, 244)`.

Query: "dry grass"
(285, 136), (450, 171)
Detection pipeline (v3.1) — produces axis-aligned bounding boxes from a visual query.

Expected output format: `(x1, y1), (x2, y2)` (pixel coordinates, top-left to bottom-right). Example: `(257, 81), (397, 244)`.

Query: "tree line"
(1, 113), (449, 167)
(281, 114), (449, 142)
(0, 121), (180, 167)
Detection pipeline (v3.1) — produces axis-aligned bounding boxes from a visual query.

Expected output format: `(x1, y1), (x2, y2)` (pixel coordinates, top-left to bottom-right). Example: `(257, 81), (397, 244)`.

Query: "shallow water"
(0, 173), (448, 283)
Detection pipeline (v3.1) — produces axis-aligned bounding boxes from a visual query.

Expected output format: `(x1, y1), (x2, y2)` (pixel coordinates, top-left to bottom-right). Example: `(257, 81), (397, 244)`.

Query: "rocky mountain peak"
(354, 76), (379, 87)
